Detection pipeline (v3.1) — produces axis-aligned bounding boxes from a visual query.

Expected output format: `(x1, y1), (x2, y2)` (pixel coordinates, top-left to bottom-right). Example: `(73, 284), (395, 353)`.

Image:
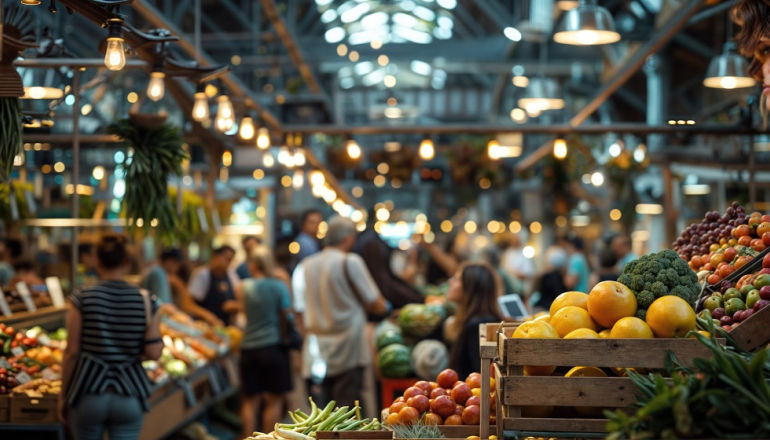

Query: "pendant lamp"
(554, 0), (620, 45)
(703, 43), (756, 89)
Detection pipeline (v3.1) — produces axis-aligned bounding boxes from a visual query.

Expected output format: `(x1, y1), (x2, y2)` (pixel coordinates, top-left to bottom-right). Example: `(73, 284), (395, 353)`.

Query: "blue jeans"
(70, 393), (144, 440)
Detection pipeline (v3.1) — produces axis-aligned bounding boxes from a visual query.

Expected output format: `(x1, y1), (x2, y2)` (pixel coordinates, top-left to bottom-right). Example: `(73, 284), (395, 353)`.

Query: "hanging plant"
(0, 6), (36, 180)
(168, 187), (211, 244)
(107, 114), (188, 243)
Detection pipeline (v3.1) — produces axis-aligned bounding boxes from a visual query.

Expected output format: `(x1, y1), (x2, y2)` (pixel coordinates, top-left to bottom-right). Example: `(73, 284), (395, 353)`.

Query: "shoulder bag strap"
(342, 255), (366, 306)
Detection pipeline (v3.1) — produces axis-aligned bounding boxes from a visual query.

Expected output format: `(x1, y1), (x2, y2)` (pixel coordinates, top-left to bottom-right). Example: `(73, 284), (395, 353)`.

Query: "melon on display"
(398, 304), (445, 338)
(411, 339), (449, 381)
(378, 343), (412, 378)
(376, 329), (404, 351)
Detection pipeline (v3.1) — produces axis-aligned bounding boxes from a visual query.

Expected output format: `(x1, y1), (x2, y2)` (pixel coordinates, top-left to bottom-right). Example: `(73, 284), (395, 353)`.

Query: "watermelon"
(376, 329), (404, 351)
(411, 339), (449, 381)
(378, 343), (412, 378)
(374, 320), (401, 341)
(398, 304), (445, 338)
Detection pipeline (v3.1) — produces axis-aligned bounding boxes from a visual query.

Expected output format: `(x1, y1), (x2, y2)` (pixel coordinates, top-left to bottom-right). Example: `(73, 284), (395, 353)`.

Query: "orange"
(565, 366), (608, 417)
(689, 330), (711, 339)
(550, 306), (600, 338)
(512, 321), (559, 376)
(533, 314), (551, 324)
(564, 328), (600, 339)
(610, 317), (654, 339)
(646, 296), (696, 338)
(549, 291), (589, 317)
(598, 329), (611, 339)
(587, 281), (637, 328)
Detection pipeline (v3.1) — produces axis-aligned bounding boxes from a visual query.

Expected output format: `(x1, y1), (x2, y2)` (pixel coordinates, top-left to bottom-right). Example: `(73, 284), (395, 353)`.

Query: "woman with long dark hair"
(732, 0), (770, 115)
(445, 263), (505, 378)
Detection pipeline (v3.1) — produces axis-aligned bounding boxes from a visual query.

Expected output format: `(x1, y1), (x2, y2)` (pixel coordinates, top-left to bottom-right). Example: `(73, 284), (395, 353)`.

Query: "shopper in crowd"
(479, 245), (523, 296)
(9, 260), (45, 288)
(611, 234), (636, 271)
(236, 235), (261, 280)
(187, 245), (240, 325)
(143, 248), (223, 327)
(444, 263), (505, 378)
(590, 244), (621, 288)
(421, 232), (468, 283)
(293, 209), (323, 265)
(731, 0), (770, 111)
(501, 232), (535, 288)
(534, 246), (569, 311)
(236, 245), (294, 437)
(58, 234), (162, 439)
(295, 216), (388, 409)
(78, 243), (99, 279)
(0, 238), (22, 287)
(562, 235), (591, 294)
(354, 223), (423, 309)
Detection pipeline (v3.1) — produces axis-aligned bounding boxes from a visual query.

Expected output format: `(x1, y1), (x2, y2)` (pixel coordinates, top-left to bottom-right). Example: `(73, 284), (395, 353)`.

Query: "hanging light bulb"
(553, 139), (567, 159)
(146, 71), (165, 101)
(256, 127), (270, 149)
(214, 95), (235, 133)
(419, 138), (435, 160)
(487, 140), (501, 160)
(553, 0), (620, 45)
(310, 170), (325, 186)
(20, 0), (42, 5)
(192, 87), (209, 122)
(294, 149), (306, 167)
(703, 43), (756, 89)
(262, 151), (275, 168)
(346, 140), (361, 159)
(239, 117), (255, 140)
(103, 19), (127, 71)
(292, 170), (304, 188)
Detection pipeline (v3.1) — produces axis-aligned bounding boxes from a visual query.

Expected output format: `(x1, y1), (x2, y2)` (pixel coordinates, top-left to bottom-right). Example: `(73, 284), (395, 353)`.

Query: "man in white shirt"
(186, 246), (241, 325)
(294, 216), (388, 409)
(501, 233), (535, 287)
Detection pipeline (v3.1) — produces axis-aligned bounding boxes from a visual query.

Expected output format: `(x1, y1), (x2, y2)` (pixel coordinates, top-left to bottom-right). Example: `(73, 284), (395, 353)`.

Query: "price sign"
(0, 358), (12, 369)
(14, 371), (31, 385)
(41, 368), (60, 380)
(11, 346), (25, 357)
(45, 277), (65, 308)
(37, 334), (51, 347)
(16, 282), (36, 312)
(0, 293), (11, 317)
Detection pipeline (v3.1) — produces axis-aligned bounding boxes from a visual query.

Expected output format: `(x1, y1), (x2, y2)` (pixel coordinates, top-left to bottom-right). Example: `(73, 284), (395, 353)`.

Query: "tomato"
(710, 253), (725, 267)
(752, 212), (763, 219)
(707, 274), (723, 285)
(763, 232), (770, 247)
(724, 247), (738, 262)
(749, 217), (761, 227)
(735, 225), (751, 237)
(26, 365), (39, 375)
(728, 238), (738, 247)
(762, 215), (770, 223)
(709, 243), (720, 253)
(703, 263), (714, 271)
(735, 256), (751, 270)
(690, 256), (703, 269)
(717, 262), (728, 269)
(755, 241), (767, 252)
(718, 265), (736, 278)
(758, 222), (770, 237)
(738, 236), (753, 247)
(4, 327), (13, 335)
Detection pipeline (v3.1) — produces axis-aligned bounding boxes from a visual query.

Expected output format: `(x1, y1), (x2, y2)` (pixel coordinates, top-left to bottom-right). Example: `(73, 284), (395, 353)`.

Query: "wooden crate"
(492, 336), (720, 436)
(726, 302), (770, 352)
(380, 409), (479, 438)
(479, 322), (518, 439)
(0, 395), (9, 423)
(9, 395), (58, 424)
(317, 431), (393, 440)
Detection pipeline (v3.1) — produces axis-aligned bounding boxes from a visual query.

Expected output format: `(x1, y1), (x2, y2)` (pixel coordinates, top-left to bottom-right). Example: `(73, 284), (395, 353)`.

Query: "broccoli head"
(636, 290), (655, 309)
(655, 268), (679, 289)
(643, 272), (658, 285)
(643, 282), (653, 292)
(672, 258), (692, 277)
(670, 285), (695, 305)
(617, 273), (634, 289)
(635, 309), (647, 320)
(650, 281), (669, 298)
(628, 276), (646, 292)
(623, 259), (639, 274)
(658, 258), (672, 270)
(635, 261), (663, 276)
(679, 275), (696, 287)
(659, 250), (680, 262)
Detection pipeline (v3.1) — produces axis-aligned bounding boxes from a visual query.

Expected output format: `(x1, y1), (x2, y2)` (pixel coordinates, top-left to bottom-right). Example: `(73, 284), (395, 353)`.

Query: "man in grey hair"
(295, 216), (388, 410)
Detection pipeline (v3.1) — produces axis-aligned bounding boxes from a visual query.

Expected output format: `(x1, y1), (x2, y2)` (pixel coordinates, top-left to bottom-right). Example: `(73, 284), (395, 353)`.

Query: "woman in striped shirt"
(58, 234), (163, 440)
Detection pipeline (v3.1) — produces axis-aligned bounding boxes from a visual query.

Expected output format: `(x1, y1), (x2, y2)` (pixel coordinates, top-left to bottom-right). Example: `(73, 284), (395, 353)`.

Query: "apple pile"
(385, 369), (495, 426)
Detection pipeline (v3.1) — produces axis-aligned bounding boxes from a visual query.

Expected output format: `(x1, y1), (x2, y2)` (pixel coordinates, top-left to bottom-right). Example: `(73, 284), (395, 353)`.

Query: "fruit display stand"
(0, 306), (68, 333)
(487, 328), (720, 438)
(380, 377), (421, 410)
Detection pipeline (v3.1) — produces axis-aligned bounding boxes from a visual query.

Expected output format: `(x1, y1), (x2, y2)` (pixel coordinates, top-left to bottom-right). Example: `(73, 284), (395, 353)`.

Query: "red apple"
(451, 383), (472, 406)
(764, 253), (770, 269)
(414, 381), (432, 396)
(422, 412), (443, 426)
(454, 405), (464, 416)
(404, 387), (424, 400)
(407, 395), (430, 414)
(462, 405), (481, 425)
(390, 401), (407, 415)
(429, 381), (439, 391)
(430, 395), (456, 418)
(465, 373), (481, 389)
(444, 414), (463, 425)
(394, 397), (405, 403)
(430, 388), (447, 399)
(763, 232), (770, 247)
(760, 286), (770, 301)
(465, 396), (481, 407)
(399, 407), (420, 425)
(436, 369), (459, 389)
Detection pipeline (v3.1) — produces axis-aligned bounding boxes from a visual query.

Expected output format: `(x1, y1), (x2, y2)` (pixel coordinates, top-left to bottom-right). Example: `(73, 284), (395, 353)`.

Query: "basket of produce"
(247, 398), (386, 440)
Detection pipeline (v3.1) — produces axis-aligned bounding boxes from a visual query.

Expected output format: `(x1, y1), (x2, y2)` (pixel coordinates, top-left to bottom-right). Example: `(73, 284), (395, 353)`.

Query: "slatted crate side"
(501, 376), (639, 408)
(727, 304), (770, 352)
(498, 337), (718, 368)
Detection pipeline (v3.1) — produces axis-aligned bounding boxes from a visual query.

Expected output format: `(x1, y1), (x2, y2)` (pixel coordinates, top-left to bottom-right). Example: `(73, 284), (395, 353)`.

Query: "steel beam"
(278, 123), (758, 135)
(474, 0), (514, 31)
(131, 0), (282, 130)
(568, 0), (703, 127)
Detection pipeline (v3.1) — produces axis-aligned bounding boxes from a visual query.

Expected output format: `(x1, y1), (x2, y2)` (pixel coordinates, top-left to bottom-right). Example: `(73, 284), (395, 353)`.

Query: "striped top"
(66, 280), (158, 411)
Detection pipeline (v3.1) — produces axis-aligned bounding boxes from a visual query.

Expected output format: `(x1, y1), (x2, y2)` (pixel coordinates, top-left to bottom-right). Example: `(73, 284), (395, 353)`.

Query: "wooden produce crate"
(479, 322), (518, 440)
(0, 395), (9, 423)
(317, 431), (393, 440)
(9, 395), (58, 424)
(492, 336), (720, 437)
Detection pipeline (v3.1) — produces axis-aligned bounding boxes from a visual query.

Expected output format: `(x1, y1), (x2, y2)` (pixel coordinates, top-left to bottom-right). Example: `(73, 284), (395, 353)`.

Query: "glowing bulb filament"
(104, 39), (126, 71)
(147, 72), (165, 101)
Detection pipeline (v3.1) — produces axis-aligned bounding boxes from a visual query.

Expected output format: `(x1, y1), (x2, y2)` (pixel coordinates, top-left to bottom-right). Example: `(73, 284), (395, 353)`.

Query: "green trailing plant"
(107, 117), (188, 244)
(605, 319), (770, 440)
(387, 417), (444, 439)
(0, 97), (23, 180)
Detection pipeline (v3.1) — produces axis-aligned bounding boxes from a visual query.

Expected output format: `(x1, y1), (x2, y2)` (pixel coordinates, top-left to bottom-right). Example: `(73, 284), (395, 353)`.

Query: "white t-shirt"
(187, 266), (241, 302)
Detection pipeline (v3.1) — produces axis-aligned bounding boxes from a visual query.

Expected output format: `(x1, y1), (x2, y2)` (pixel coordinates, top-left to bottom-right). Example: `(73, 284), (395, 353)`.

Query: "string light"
(147, 71), (165, 101)
(553, 139), (567, 159)
(257, 127), (270, 149)
(192, 90), (209, 122)
(239, 117), (255, 140)
(214, 95), (235, 133)
(346, 140), (361, 159)
(103, 19), (126, 71)
(419, 139), (435, 160)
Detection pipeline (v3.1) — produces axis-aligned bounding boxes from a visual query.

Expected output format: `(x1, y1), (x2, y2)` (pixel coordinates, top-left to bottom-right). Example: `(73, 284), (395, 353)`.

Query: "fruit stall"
(0, 305), (242, 440)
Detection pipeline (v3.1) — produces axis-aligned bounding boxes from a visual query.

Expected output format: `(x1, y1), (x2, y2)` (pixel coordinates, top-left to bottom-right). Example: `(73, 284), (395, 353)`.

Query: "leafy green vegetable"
(618, 250), (700, 311)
